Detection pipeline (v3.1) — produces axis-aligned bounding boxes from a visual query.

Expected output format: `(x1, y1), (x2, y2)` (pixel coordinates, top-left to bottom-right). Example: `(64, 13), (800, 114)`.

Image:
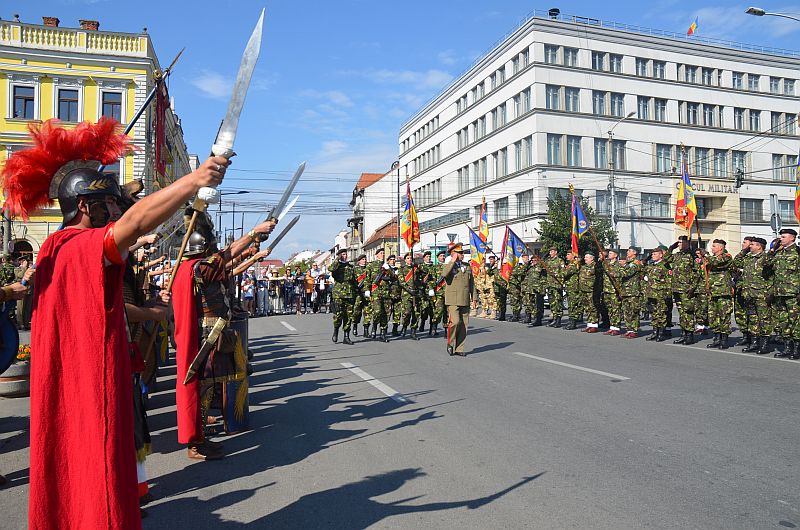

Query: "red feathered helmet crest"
(1, 118), (134, 221)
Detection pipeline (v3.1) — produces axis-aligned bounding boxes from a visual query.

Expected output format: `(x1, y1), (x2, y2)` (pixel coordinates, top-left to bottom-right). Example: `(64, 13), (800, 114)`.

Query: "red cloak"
(172, 258), (202, 444)
(29, 227), (140, 530)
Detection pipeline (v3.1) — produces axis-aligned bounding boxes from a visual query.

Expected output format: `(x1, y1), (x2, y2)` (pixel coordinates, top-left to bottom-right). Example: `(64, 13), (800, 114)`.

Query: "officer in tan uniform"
(443, 242), (474, 357)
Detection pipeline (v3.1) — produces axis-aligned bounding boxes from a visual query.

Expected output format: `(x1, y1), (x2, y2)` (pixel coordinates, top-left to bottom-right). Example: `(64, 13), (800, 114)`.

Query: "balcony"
(0, 20), (152, 58)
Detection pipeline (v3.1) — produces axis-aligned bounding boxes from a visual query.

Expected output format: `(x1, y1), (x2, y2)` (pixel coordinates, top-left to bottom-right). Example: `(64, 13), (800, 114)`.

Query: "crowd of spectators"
(242, 264), (332, 316)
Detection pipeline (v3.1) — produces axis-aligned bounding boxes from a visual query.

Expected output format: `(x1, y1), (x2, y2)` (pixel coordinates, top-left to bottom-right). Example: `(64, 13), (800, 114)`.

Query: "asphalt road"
(1, 313), (799, 529)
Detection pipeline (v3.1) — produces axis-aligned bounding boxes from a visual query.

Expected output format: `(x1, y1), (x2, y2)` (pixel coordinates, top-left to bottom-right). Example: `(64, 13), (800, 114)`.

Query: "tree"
(536, 193), (616, 256)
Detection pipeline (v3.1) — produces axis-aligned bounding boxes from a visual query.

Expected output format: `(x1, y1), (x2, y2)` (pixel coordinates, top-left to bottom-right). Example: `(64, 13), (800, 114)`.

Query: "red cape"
(172, 258), (202, 444)
(30, 227), (140, 530)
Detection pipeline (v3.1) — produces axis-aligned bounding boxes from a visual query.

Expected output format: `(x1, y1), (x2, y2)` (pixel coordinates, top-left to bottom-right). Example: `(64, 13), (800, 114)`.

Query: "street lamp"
(746, 6), (800, 22)
(219, 190), (249, 242)
(433, 230), (439, 254)
(607, 111), (636, 247)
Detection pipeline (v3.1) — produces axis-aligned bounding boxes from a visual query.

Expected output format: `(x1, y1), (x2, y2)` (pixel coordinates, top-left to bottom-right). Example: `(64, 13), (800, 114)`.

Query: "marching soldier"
(523, 255), (546, 326)
(366, 248), (390, 342)
(384, 254), (402, 336)
(398, 252), (420, 340)
(620, 247), (643, 338)
(443, 242), (474, 356)
(645, 246), (671, 341)
(416, 251), (435, 333)
(694, 249), (710, 336)
(665, 235), (702, 345)
(765, 228), (800, 359)
(544, 247), (565, 327)
(703, 240), (733, 349)
(732, 237), (772, 354)
(489, 255), (508, 321)
(563, 251), (583, 329)
(475, 261), (496, 317)
(329, 249), (356, 345)
(600, 249), (624, 336)
(578, 252), (600, 332)
(432, 250), (447, 335)
(351, 254), (370, 337)
(508, 254), (527, 322)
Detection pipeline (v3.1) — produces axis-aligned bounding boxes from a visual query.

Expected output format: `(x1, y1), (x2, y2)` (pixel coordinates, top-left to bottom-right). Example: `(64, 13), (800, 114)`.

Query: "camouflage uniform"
(664, 248), (702, 333)
(490, 263), (508, 320)
(578, 260), (600, 327)
(475, 264), (496, 316)
(397, 263), (418, 332)
(366, 259), (390, 336)
(705, 252), (733, 335)
(329, 258), (356, 340)
(508, 261), (526, 321)
(600, 259), (624, 330)
(620, 259), (643, 332)
(522, 260), (546, 324)
(432, 260), (447, 326)
(732, 249), (772, 341)
(544, 255), (565, 321)
(764, 244), (800, 345)
(563, 258), (583, 325)
(645, 257), (671, 333)
(351, 263), (371, 334)
(0, 259), (16, 286)
(416, 262), (435, 330)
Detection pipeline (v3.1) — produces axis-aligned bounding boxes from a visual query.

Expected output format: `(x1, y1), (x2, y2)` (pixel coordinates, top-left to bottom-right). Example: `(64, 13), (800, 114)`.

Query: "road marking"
(340, 362), (409, 403)
(669, 342), (800, 363)
(280, 321), (297, 332)
(512, 352), (630, 381)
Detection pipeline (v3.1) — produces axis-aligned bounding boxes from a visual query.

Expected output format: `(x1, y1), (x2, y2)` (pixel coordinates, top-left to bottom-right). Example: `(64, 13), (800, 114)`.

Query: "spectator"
(293, 266), (305, 314)
(242, 277), (255, 316)
(305, 269), (315, 312)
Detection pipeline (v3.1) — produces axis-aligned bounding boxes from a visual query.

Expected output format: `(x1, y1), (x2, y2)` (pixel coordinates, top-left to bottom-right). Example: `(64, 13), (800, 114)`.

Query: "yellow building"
(0, 15), (192, 258)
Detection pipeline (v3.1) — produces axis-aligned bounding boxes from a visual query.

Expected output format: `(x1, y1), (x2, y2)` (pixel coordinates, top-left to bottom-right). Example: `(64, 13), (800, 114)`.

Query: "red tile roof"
(364, 219), (398, 247)
(356, 172), (388, 189)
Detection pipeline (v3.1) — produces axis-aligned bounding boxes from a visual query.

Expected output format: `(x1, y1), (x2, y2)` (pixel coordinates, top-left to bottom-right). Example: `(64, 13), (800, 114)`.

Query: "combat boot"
(401, 325), (408, 337)
(775, 340), (791, 358)
(684, 332), (695, 345)
(790, 342), (800, 360)
(531, 316), (543, 327)
(646, 328), (659, 341)
(364, 324), (371, 338)
(743, 336), (759, 352)
(656, 328), (669, 342)
(512, 311), (520, 322)
(564, 319), (577, 330)
(418, 320), (425, 332)
(379, 329), (390, 343)
(371, 322), (379, 340)
(498, 311), (506, 321)
(431, 324), (438, 337)
(342, 331), (354, 345)
(756, 336), (771, 355)
(524, 314), (532, 324)
(332, 327), (339, 343)
(352, 324), (359, 336)
(392, 323), (399, 337)
(735, 332), (752, 347)
(707, 333), (721, 348)
(410, 326), (419, 341)
(718, 333), (729, 349)
(673, 330), (687, 344)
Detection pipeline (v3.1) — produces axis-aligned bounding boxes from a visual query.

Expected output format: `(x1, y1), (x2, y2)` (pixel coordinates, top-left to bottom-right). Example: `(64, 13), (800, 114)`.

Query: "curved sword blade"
(214, 8), (265, 151)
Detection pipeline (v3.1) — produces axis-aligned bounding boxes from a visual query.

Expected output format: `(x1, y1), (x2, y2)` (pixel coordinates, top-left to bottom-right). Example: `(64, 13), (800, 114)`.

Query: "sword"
(183, 317), (228, 384)
(266, 162), (305, 222)
(278, 195), (299, 222)
(168, 9), (265, 293)
(265, 215), (300, 252)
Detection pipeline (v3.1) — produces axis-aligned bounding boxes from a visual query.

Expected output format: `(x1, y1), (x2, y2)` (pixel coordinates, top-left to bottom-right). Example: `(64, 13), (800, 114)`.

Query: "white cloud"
(369, 69), (454, 90)
(312, 143), (397, 176)
(301, 89), (355, 108)
(320, 140), (349, 157)
(190, 70), (232, 99)
(437, 50), (459, 66)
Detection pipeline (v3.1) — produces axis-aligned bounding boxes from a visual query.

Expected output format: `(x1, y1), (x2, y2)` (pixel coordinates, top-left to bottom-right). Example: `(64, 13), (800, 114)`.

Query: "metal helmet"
(52, 164), (121, 223)
(184, 231), (208, 257)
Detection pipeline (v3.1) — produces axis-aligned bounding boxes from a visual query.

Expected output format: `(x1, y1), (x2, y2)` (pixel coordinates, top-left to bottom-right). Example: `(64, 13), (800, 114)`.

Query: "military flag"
(468, 226), (487, 275)
(400, 181), (420, 249)
(675, 146), (698, 232)
(477, 196), (489, 242)
(570, 185), (589, 254)
(500, 226), (525, 280)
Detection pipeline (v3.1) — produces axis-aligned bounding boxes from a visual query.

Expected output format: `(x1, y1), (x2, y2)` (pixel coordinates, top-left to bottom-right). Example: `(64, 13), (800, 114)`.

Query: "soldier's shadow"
(466, 341), (514, 355)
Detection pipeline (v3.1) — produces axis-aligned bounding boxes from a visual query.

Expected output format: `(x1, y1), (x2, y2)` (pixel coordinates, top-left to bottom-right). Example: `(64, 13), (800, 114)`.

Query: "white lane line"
(280, 321), (297, 332)
(340, 362), (409, 403)
(669, 342), (800, 363)
(512, 352), (631, 381)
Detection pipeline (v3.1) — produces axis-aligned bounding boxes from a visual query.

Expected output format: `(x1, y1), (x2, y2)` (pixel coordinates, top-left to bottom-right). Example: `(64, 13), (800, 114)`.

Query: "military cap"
(387, 254), (396, 260)
(607, 248), (620, 256)
(422, 251), (431, 257)
(652, 246), (666, 253)
(584, 251), (596, 257)
(437, 250), (446, 257)
(337, 248), (348, 255)
(548, 246), (557, 252)
(403, 252), (412, 259)
(779, 228), (798, 236)
(678, 235), (689, 241)
(752, 238), (767, 247)
(447, 242), (464, 254)
(357, 253), (367, 261)
(488, 254), (497, 260)
(712, 239), (726, 246)
(743, 236), (755, 242)
(376, 247), (386, 255)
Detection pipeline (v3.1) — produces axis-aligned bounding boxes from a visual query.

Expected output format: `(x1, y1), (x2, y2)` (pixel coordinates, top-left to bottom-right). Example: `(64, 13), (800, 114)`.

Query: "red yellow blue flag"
(795, 148), (800, 224)
(570, 185), (588, 255)
(687, 17), (698, 36)
(400, 181), (420, 249)
(468, 226), (487, 275)
(675, 146), (698, 232)
(500, 226), (526, 280)
(478, 196), (489, 242)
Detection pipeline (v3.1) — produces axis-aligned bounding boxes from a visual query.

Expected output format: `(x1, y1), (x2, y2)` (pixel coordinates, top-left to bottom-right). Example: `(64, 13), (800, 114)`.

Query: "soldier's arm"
(329, 260), (341, 272)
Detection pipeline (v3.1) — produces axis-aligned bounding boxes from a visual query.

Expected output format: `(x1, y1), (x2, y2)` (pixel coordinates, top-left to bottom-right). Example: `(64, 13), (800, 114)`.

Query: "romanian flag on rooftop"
(675, 147), (698, 232)
(687, 17), (698, 36)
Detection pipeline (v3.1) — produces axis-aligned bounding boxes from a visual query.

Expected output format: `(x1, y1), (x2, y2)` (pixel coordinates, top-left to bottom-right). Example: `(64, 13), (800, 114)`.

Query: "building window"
(653, 61), (666, 79)
(565, 87), (579, 112)
(591, 51), (605, 71)
(596, 190), (628, 216)
(713, 150), (728, 177)
(610, 93), (625, 117)
(521, 48), (529, 68)
(609, 54), (623, 73)
(695, 147), (710, 176)
(740, 198), (764, 222)
(749, 109), (760, 132)
(732, 72), (743, 90)
(522, 87), (531, 113)
(702, 68), (713, 86)
(654, 98), (667, 122)
(612, 140), (626, 170)
(770, 77), (781, 94)
(771, 112), (781, 132)
(787, 114), (797, 135)
(594, 138), (608, 169)
(785, 79), (795, 95)
(748, 74), (760, 91)
(685, 102), (698, 125)
(13, 86), (35, 119)
(512, 55), (520, 75)
(592, 91), (606, 115)
(563, 47), (578, 67)
(101, 91), (122, 120)
(57, 88), (79, 122)
(635, 58), (647, 77)
(497, 148), (508, 178)
(494, 197), (509, 222)
(684, 65), (697, 83)
(566, 136), (581, 167)
(734, 108), (745, 130)
(498, 103), (507, 127)
(549, 187), (580, 201)
(787, 155), (798, 180)
(637, 96), (650, 120)
(656, 144), (672, 173)
(732, 150), (746, 172)
(545, 85), (560, 111)
(544, 44), (559, 64)
(641, 193), (670, 217)
(457, 167), (469, 193)
(514, 140), (522, 172)
(773, 154), (785, 181)
(780, 200), (794, 221)
(513, 94), (521, 118)
(703, 105), (715, 127)
(523, 136), (533, 168)
(547, 134), (562, 165)
(497, 67), (505, 84)
(516, 190), (534, 217)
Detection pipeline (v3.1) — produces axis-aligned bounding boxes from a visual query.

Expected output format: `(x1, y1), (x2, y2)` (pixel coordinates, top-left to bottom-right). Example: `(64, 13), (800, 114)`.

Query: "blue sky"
(15, 1), (800, 259)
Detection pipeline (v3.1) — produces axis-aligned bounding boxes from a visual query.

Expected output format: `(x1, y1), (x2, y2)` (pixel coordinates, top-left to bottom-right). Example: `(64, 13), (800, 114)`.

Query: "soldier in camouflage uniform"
(365, 248), (391, 342)
(385, 255), (403, 336)
(600, 249), (624, 336)
(563, 251), (583, 329)
(488, 255), (508, 321)
(578, 252), (600, 332)
(703, 240), (733, 349)
(664, 235), (702, 345)
(416, 251), (435, 333)
(620, 247), (643, 338)
(645, 246), (671, 341)
(398, 252), (420, 340)
(523, 255), (546, 326)
(475, 260), (496, 317)
(329, 249), (356, 345)
(765, 228), (800, 359)
(351, 254), (370, 337)
(508, 254), (527, 322)
(0, 256), (16, 286)
(432, 251), (447, 334)
(544, 248), (565, 327)
(732, 237), (772, 354)
(693, 249), (710, 336)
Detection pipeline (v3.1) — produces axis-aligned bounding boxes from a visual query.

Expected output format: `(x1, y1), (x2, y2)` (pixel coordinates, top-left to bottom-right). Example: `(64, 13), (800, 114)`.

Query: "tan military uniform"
(443, 258), (473, 355)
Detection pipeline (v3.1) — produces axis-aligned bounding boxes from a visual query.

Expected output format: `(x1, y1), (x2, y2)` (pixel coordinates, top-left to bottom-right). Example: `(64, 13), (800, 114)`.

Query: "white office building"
(398, 10), (800, 253)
